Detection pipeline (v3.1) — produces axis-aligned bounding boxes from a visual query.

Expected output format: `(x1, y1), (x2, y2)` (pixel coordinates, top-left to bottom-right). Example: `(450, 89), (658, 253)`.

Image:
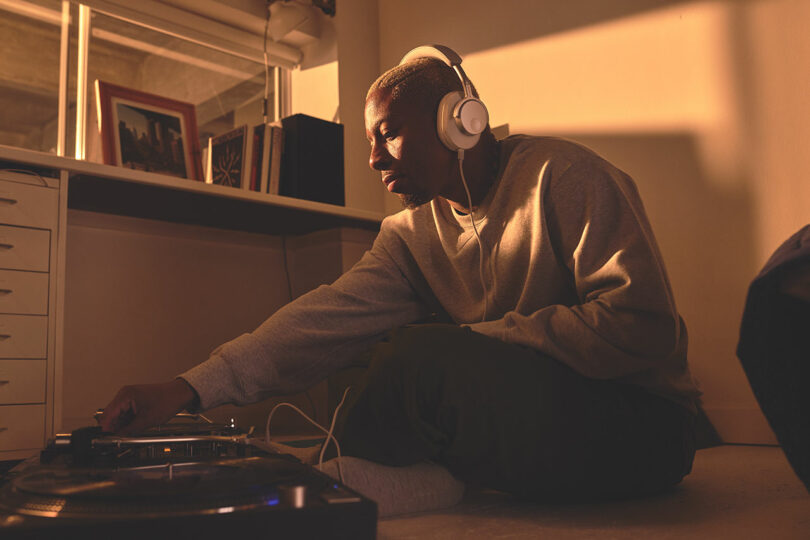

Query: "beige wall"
(290, 0), (387, 214)
(375, 0), (810, 443)
(743, 0), (810, 263)
(334, 0), (388, 214)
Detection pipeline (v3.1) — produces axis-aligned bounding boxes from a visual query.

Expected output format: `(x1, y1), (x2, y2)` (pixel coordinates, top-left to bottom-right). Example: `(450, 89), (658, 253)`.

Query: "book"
(256, 123), (272, 194)
(242, 125), (255, 191)
(202, 138), (212, 183)
(248, 124), (265, 191)
(210, 125), (247, 188)
(267, 123), (284, 195)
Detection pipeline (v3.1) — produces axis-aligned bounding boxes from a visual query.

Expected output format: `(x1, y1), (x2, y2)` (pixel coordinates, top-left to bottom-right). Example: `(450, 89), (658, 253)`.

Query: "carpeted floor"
(378, 445), (810, 539)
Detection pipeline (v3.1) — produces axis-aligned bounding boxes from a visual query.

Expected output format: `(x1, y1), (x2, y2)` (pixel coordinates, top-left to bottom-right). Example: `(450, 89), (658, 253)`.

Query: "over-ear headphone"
(399, 44), (489, 152)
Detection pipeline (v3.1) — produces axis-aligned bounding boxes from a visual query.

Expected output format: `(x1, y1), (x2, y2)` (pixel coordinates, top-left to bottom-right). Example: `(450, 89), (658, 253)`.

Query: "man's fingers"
(99, 389), (136, 432)
(110, 406), (137, 432)
(99, 380), (196, 434)
(99, 405), (128, 432)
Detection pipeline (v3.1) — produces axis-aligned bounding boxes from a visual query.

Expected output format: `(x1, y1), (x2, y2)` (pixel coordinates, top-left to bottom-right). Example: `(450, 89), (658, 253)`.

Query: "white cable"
(457, 150), (488, 322)
(318, 387), (351, 469)
(264, 386), (351, 482)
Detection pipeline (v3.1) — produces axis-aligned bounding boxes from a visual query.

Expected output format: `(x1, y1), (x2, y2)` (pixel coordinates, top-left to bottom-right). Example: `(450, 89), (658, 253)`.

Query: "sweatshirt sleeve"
(467, 158), (685, 380)
(180, 229), (430, 410)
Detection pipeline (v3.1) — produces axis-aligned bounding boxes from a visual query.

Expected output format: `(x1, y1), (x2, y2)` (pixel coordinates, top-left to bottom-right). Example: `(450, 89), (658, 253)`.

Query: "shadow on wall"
(536, 133), (757, 424)
(562, 132), (757, 301)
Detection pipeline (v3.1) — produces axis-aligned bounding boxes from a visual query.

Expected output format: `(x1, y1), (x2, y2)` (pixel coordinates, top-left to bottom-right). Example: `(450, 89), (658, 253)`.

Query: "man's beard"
(398, 192), (431, 210)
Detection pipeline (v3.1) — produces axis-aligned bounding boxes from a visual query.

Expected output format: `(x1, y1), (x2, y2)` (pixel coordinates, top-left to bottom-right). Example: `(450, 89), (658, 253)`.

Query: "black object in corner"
(737, 224), (810, 494)
(280, 114), (345, 206)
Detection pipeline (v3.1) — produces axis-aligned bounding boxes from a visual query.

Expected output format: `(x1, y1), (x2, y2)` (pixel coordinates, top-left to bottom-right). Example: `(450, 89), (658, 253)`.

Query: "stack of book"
(203, 122), (284, 194)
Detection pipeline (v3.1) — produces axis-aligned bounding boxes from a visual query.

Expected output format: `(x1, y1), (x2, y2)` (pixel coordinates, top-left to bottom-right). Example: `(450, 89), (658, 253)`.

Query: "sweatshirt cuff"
(178, 355), (234, 411)
(178, 332), (275, 410)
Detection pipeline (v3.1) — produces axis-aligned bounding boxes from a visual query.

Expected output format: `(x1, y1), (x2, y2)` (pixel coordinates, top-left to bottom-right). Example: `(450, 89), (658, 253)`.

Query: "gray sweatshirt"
(181, 136), (700, 413)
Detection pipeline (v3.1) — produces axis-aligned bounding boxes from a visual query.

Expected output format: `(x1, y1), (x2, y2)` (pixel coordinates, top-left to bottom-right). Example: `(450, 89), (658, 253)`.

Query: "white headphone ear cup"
(437, 91), (480, 151)
(455, 97), (488, 136)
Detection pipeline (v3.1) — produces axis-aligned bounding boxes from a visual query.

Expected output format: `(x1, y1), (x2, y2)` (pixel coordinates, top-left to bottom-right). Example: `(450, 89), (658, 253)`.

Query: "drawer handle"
(0, 380), (8, 386)
(0, 196), (18, 205)
(0, 427), (7, 433)
(0, 243), (13, 250)
(0, 334), (10, 341)
(0, 288), (12, 295)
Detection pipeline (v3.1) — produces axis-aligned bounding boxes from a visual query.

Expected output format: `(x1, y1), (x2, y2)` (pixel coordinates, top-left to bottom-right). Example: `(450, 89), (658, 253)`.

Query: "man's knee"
(336, 325), (474, 465)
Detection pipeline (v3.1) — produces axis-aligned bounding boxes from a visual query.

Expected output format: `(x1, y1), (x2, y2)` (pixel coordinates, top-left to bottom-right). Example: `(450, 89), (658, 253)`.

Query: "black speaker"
(279, 114), (344, 206)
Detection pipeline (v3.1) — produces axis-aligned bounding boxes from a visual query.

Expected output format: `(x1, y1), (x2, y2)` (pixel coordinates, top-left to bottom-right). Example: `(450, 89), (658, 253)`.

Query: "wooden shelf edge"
(0, 144), (385, 225)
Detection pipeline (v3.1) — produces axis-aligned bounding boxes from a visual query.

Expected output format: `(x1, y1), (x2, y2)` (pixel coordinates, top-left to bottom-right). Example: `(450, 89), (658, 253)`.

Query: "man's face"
(365, 88), (456, 209)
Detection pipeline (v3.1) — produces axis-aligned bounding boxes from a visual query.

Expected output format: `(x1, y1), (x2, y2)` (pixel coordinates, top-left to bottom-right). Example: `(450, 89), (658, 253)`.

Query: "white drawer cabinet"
(0, 404), (46, 451)
(0, 173), (61, 459)
(0, 178), (58, 229)
(0, 360), (46, 403)
(0, 225), (51, 272)
(0, 314), (49, 359)
(0, 269), (49, 315)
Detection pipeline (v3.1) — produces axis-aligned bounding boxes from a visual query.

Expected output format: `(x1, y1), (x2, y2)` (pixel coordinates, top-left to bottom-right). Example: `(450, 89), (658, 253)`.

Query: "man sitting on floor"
(101, 45), (700, 516)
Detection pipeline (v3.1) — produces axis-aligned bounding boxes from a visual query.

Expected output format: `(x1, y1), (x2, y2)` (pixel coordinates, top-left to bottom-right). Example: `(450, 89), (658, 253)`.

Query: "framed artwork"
(95, 80), (203, 181)
(210, 125), (247, 188)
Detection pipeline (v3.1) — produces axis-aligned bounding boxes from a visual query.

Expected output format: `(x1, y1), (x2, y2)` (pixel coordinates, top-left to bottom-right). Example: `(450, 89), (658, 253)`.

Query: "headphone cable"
(457, 149), (488, 323)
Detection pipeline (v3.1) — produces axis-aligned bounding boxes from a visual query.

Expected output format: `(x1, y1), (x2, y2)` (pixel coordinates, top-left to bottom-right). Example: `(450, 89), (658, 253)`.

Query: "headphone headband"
(398, 44), (489, 151)
(399, 44), (463, 67)
(399, 44), (473, 98)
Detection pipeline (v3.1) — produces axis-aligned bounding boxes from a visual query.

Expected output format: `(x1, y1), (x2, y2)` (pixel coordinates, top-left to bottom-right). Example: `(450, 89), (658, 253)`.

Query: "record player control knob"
(281, 485), (307, 508)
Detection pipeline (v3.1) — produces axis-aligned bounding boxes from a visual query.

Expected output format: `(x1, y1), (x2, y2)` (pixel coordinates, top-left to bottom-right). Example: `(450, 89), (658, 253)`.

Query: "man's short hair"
(367, 57), (473, 116)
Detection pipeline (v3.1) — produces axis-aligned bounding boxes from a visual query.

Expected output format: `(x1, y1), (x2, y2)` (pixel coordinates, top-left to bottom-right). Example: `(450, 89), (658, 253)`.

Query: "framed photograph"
(95, 80), (203, 181)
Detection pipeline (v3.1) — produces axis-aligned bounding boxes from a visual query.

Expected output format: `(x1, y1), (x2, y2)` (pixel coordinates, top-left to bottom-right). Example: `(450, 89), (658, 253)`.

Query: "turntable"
(0, 420), (377, 539)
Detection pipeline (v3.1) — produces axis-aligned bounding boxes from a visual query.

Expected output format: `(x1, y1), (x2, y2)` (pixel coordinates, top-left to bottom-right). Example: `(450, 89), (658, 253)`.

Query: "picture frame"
(95, 80), (203, 181)
(209, 125), (248, 188)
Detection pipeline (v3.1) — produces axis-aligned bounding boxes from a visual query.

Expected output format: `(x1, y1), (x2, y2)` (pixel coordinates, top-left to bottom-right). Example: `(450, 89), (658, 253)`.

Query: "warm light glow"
(75, 4), (91, 160)
(466, 1), (744, 182)
(469, 2), (736, 134)
(0, 0), (61, 24)
(290, 61), (339, 122)
(57, 1), (70, 157)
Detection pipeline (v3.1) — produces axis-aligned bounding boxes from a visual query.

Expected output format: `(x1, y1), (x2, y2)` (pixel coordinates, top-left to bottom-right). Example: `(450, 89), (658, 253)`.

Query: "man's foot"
(318, 457), (465, 517)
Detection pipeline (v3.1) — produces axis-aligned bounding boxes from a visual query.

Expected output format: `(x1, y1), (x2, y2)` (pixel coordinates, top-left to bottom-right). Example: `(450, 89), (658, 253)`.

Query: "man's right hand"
(98, 378), (198, 435)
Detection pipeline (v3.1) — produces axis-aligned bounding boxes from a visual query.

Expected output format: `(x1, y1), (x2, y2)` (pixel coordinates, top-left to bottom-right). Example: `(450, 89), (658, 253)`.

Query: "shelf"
(0, 145), (384, 236)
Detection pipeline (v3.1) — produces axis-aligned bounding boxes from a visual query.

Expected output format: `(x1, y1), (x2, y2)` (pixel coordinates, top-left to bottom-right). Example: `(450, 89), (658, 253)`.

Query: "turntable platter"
(0, 425), (376, 539)
(1, 457), (318, 519)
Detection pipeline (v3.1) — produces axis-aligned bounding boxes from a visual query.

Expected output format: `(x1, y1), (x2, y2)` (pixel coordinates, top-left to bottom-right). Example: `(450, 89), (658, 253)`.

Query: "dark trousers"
(334, 324), (696, 502)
